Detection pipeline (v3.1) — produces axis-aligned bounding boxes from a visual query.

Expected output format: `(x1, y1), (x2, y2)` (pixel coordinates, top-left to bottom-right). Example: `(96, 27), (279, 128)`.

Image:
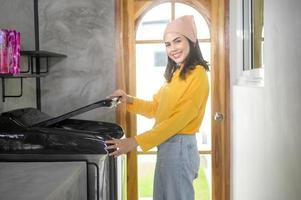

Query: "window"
(153, 51), (167, 67)
(243, 0), (264, 70)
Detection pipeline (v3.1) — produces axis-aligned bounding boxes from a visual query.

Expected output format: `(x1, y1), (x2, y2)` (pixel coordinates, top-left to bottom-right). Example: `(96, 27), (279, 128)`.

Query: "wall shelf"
(19, 50), (67, 74)
(21, 50), (67, 58)
(1, 50), (66, 103)
(0, 74), (47, 78)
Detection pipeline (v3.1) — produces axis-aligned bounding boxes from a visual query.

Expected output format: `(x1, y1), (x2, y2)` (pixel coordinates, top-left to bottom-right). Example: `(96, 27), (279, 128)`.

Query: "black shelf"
(21, 50), (67, 58)
(1, 50), (66, 103)
(0, 73), (47, 78)
(19, 50), (67, 75)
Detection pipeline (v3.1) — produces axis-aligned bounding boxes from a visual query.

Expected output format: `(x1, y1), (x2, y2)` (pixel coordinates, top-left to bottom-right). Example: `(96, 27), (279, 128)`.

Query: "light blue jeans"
(153, 134), (200, 200)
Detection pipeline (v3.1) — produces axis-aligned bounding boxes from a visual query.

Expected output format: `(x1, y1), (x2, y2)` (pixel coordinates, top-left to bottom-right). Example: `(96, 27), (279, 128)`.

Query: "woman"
(106, 15), (209, 200)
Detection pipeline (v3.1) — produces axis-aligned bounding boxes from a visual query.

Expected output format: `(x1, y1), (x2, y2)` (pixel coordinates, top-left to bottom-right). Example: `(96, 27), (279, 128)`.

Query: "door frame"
(115, 1), (230, 200)
(210, 0), (230, 200)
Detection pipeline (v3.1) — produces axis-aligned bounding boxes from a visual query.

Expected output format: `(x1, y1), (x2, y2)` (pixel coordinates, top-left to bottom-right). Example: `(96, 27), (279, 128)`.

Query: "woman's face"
(164, 32), (190, 65)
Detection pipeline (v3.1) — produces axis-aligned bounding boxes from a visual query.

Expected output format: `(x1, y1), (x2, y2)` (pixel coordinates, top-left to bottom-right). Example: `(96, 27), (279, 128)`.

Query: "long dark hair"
(164, 39), (209, 82)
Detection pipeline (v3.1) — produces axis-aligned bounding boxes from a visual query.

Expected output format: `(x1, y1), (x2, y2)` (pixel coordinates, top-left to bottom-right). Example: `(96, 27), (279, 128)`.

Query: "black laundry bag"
(0, 98), (123, 154)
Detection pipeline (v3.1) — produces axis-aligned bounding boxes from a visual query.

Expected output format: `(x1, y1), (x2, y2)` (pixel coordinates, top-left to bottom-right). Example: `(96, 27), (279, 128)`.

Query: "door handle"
(214, 112), (224, 122)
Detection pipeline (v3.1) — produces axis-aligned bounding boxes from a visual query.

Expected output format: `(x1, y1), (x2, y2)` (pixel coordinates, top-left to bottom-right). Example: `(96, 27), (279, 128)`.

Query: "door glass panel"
(199, 42), (211, 61)
(138, 155), (156, 199)
(197, 80), (211, 151)
(136, 3), (171, 41)
(194, 155), (212, 200)
(136, 43), (166, 152)
(197, 42), (211, 151)
(136, 43), (166, 100)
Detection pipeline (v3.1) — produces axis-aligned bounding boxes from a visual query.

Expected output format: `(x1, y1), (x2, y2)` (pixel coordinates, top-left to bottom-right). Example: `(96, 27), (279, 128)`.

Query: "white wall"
(230, 0), (301, 200)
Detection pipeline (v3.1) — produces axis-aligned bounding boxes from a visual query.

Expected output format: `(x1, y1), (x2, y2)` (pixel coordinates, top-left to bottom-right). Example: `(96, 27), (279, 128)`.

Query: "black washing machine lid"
(32, 97), (121, 127)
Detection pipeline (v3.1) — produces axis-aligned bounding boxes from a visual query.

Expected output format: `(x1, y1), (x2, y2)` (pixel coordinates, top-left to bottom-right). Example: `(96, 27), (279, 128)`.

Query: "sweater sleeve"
(135, 69), (209, 151)
(126, 87), (162, 118)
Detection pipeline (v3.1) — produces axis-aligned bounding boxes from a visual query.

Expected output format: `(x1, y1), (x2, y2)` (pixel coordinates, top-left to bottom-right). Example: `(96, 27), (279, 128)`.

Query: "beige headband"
(163, 15), (197, 43)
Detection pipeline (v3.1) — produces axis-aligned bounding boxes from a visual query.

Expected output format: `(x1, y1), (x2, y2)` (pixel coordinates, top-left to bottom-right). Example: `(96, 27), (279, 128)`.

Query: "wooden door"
(115, 1), (230, 200)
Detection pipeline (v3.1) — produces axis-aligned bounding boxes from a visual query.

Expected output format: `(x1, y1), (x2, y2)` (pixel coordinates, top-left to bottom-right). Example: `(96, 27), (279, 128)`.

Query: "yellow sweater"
(127, 65), (209, 152)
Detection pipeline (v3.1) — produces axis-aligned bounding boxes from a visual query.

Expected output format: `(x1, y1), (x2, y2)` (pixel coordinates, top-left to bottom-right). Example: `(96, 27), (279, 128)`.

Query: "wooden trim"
(126, 0), (138, 199)
(134, 1), (153, 20)
(115, 1), (138, 200)
(211, 0), (230, 200)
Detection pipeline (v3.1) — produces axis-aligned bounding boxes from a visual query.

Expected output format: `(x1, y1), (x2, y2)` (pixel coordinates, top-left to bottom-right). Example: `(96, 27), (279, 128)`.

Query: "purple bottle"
(14, 32), (21, 75)
(7, 30), (20, 75)
(0, 30), (9, 74)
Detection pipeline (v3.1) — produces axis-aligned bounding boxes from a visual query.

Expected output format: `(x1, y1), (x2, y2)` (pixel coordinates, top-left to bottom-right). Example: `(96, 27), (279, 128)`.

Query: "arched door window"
(135, 2), (212, 200)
